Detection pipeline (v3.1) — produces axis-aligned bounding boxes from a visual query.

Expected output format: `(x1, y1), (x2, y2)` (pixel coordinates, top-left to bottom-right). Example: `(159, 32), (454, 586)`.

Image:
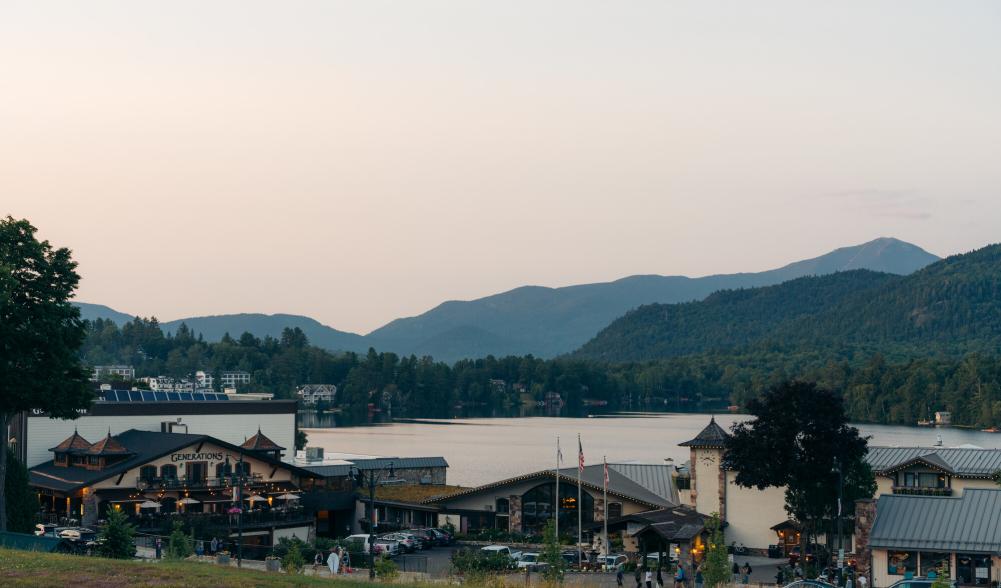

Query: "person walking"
(635, 565), (644, 588)
(733, 562), (741, 584)
(313, 550), (324, 573)
(858, 574), (868, 588)
(845, 573), (855, 588)
(617, 566), (625, 587)
(741, 563), (751, 585)
(695, 566), (704, 588)
(674, 563), (687, 588)
(154, 537), (162, 560)
(210, 536), (218, 555)
(646, 567), (654, 588)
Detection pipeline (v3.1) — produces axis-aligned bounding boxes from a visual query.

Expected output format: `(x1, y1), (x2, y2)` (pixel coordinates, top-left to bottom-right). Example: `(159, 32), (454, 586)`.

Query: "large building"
(297, 385), (337, 405)
(855, 489), (1001, 587)
(680, 417), (1001, 559)
(90, 365), (135, 381)
(220, 371), (252, 388)
(430, 463), (679, 536)
(29, 428), (318, 549)
(10, 384), (297, 468)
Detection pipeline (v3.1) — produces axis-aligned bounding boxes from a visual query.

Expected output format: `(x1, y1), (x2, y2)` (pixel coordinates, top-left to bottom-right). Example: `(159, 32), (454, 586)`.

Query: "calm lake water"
(302, 413), (1001, 487)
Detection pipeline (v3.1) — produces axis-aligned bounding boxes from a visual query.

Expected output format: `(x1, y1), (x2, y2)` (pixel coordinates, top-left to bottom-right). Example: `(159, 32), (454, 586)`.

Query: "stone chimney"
(854, 498), (877, 579)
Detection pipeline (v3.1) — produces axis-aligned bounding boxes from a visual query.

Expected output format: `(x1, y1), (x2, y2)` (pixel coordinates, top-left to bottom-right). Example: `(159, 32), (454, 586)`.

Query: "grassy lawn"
(0, 548), (377, 588)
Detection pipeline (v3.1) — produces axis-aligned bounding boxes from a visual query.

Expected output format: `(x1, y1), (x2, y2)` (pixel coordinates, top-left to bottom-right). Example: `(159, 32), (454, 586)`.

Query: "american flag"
(578, 435), (584, 473)
(603, 457), (609, 488)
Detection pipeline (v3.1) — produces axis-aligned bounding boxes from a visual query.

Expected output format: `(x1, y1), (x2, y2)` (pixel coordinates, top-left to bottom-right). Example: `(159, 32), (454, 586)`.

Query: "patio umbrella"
(275, 493), (300, 501)
(139, 501), (162, 509)
(245, 494), (267, 503)
(177, 497), (200, 505)
(227, 506), (242, 514)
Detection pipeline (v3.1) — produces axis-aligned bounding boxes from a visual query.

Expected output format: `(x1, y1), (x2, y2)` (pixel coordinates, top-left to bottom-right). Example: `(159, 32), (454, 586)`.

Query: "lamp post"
(237, 449), (245, 568)
(834, 456), (844, 585)
(352, 462), (396, 582)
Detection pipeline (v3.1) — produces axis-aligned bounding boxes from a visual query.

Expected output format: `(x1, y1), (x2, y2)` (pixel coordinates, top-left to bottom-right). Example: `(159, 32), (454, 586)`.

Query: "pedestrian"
(635, 565), (644, 588)
(742, 562), (751, 585)
(846, 573), (854, 588)
(657, 566), (664, 588)
(195, 540), (204, 557)
(695, 566), (704, 588)
(733, 562), (741, 584)
(776, 566), (785, 586)
(343, 548), (352, 573)
(858, 574), (867, 588)
(675, 564), (687, 588)
(646, 567), (654, 588)
(313, 550), (324, 573)
(327, 547), (340, 575)
(154, 537), (162, 560)
(210, 536), (218, 554)
(617, 566), (625, 587)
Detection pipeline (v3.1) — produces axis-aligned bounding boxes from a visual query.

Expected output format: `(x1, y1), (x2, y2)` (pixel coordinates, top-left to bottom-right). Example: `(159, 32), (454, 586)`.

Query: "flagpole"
(603, 455), (609, 557)
(555, 435), (560, 540)
(577, 433), (582, 571)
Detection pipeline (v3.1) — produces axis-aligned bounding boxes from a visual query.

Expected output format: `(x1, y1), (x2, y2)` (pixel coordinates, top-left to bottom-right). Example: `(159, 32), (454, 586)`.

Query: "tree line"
(82, 317), (1001, 427)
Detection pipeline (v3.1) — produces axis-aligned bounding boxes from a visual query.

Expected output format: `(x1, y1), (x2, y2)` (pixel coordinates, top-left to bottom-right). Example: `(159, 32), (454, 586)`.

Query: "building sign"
(171, 451), (224, 462)
(30, 408), (89, 417)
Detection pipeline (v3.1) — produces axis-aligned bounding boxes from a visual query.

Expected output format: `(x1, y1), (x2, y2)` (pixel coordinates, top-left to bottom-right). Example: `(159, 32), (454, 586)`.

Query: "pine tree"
(98, 507), (137, 559)
(701, 513), (729, 588)
(3, 449), (34, 533)
(166, 520), (193, 559)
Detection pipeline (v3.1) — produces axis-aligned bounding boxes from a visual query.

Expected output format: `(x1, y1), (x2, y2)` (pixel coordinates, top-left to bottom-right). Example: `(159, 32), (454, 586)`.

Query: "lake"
(302, 413), (1001, 487)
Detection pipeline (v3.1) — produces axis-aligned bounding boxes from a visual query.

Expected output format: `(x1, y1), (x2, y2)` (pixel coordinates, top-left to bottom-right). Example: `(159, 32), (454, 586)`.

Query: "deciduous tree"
(0, 217), (92, 531)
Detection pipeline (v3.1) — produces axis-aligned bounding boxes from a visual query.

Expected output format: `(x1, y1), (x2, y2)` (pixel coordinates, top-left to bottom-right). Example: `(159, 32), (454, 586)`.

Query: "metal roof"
(870, 489), (1001, 553)
(303, 456), (448, 478)
(866, 447), (1001, 479)
(608, 464), (678, 504)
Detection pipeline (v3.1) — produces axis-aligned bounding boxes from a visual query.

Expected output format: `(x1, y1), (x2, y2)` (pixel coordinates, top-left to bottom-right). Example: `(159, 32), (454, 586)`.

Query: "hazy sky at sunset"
(3, 1), (1000, 333)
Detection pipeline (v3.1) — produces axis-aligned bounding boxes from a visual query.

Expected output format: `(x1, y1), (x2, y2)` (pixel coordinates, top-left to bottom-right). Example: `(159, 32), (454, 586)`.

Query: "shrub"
(374, 554), (399, 580)
(166, 521), (193, 560)
(282, 541), (305, 575)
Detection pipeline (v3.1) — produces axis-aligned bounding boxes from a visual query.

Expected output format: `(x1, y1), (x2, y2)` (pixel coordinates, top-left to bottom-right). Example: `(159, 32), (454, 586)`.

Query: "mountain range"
(75, 237), (940, 362)
(575, 242), (1001, 362)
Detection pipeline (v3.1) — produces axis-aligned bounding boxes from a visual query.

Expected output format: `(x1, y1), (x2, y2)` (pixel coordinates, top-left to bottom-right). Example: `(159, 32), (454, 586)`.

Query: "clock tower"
(679, 417), (730, 521)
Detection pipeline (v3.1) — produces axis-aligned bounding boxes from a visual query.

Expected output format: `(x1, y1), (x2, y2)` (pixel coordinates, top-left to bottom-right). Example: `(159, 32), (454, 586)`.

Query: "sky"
(3, 1), (1000, 334)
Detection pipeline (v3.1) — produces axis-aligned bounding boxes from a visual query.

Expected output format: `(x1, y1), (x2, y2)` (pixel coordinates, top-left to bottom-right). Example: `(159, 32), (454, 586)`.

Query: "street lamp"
(352, 462), (396, 582)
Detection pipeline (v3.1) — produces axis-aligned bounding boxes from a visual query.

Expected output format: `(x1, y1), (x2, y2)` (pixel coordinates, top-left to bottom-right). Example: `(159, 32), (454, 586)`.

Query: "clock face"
(700, 454), (716, 466)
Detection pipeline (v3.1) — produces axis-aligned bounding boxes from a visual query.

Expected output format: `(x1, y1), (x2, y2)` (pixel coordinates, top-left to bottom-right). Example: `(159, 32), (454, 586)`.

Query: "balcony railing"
(132, 508), (312, 532)
(136, 473), (264, 490)
(892, 486), (952, 496)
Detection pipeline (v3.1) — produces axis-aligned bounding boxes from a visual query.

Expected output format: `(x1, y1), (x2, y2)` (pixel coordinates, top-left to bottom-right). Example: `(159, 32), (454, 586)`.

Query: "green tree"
(701, 513), (729, 588)
(166, 520), (193, 559)
(374, 554), (399, 580)
(98, 507), (137, 559)
(538, 519), (567, 584)
(3, 449), (34, 533)
(722, 381), (876, 556)
(0, 217), (92, 531)
(295, 428), (308, 451)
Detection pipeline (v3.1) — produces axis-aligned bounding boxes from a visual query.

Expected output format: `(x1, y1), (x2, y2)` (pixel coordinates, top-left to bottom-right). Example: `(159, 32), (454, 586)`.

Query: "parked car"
(888, 578), (956, 588)
(58, 528), (97, 542)
(345, 533), (378, 553)
(517, 552), (550, 572)
(482, 545), (523, 561)
(408, 528), (436, 549)
(598, 554), (628, 571)
(433, 528), (455, 544)
(382, 532), (420, 552)
(373, 537), (401, 557)
(783, 581), (836, 588)
(426, 527), (452, 546)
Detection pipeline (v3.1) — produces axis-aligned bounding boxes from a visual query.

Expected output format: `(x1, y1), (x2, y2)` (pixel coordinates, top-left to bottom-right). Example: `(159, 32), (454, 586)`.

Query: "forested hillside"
(577, 244), (1001, 362)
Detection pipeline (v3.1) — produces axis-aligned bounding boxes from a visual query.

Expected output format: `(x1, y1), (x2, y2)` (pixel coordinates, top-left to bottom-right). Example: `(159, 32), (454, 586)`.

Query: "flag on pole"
(578, 436), (585, 473)
(557, 437), (563, 464)
(603, 456), (609, 488)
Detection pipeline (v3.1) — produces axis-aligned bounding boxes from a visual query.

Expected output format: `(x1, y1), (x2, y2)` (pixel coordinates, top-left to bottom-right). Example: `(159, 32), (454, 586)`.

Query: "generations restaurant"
(29, 428), (321, 547)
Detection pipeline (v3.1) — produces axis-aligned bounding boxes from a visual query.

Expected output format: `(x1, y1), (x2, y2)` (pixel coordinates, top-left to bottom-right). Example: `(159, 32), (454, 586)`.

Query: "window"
(957, 554), (990, 585)
(888, 551), (917, 576)
(521, 482), (594, 534)
(496, 498), (510, 514)
(215, 462), (232, 479)
(608, 502), (623, 519)
(160, 464), (178, 479)
(919, 553), (950, 577)
(235, 462), (251, 477)
(139, 466), (157, 482)
(902, 472), (946, 488)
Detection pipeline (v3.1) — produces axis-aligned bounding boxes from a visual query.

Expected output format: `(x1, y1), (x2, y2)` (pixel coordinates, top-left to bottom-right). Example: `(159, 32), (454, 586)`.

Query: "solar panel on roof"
(217, 393), (229, 401)
(179, 392), (193, 401)
(203, 393), (218, 401)
(192, 392), (205, 401)
(153, 391), (167, 401)
(128, 390), (143, 402)
(141, 391), (156, 402)
(166, 392), (180, 402)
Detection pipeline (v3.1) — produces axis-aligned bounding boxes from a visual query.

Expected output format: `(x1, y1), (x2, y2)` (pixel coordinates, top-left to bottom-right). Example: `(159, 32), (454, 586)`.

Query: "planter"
(216, 554), (231, 565)
(265, 559), (281, 572)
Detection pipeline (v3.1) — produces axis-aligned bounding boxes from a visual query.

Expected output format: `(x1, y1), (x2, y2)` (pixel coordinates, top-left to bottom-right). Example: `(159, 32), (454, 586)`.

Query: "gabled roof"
(679, 417), (730, 448)
(303, 456), (449, 478)
(50, 430), (92, 454)
(86, 431), (134, 456)
(597, 506), (708, 542)
(870, 489), (1001, 552)
(866, 446), (1001, 479)
(428, 464), (675, 510)
(30, 429), (317, 493)
(241, 428), (286, 452)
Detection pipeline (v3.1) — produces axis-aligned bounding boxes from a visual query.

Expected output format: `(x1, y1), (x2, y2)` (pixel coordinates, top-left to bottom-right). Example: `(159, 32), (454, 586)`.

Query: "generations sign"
(170, 451), (225, 463)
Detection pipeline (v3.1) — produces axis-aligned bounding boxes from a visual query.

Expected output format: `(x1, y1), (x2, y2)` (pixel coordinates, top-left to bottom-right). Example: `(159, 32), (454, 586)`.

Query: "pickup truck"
(481, 545), (523, 561)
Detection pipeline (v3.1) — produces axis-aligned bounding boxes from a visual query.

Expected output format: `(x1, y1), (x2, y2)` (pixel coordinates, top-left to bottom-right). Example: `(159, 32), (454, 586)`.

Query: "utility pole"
(237, 448), (244, 568)
(368, 471), (376, 581)
(835, 456), (844, 585)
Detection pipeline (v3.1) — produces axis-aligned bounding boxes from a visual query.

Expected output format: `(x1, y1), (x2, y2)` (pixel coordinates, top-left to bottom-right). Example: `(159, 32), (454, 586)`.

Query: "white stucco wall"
(723, 471), (789, 550)
(693, 448), (722, 516)
(26, 411), (295, 467)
